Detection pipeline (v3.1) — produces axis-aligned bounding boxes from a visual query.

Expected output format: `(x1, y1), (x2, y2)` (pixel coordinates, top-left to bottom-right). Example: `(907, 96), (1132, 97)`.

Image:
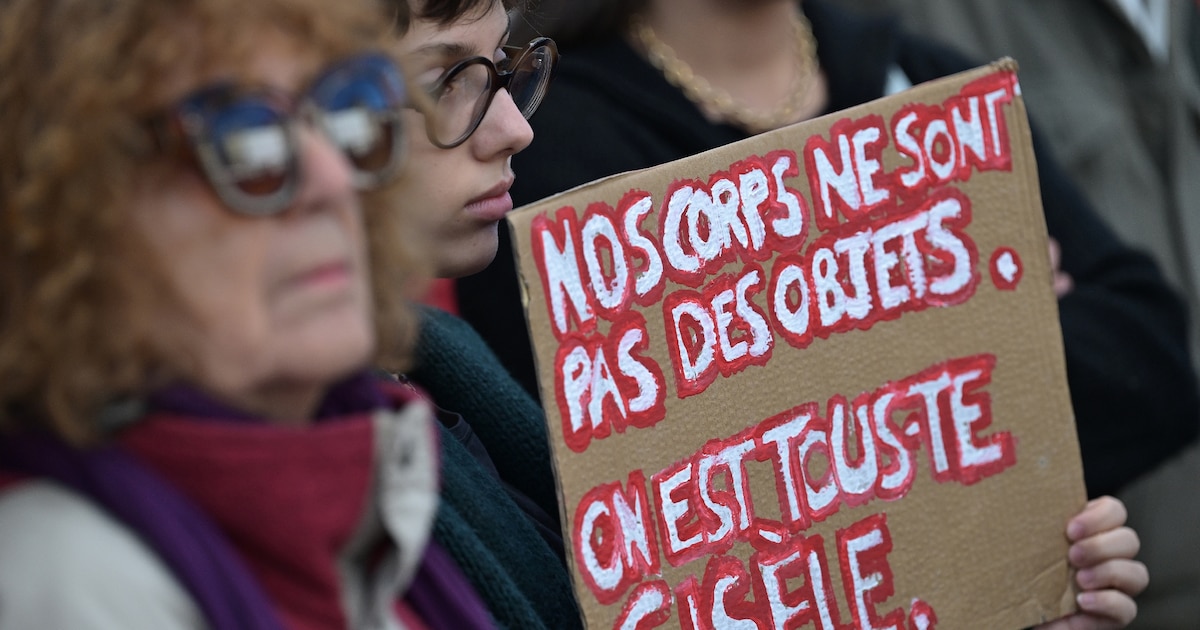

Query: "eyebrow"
(410, 28), (513, 63)
(409, 41), (477, 63)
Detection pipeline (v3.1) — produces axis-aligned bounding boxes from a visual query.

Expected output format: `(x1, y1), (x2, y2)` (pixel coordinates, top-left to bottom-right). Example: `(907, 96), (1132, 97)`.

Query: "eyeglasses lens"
(423, 38), (556, 149)
(510, 45), (553, 118)
(434, 61), (493, 147)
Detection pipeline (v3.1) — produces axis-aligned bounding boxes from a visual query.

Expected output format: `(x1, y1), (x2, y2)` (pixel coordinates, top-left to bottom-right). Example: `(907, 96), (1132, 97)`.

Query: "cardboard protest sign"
(507, 60), (1086, 629)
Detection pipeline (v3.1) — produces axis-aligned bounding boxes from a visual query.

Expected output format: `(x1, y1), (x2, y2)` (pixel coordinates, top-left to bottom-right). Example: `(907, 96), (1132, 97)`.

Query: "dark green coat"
(411, 306), (582, 630)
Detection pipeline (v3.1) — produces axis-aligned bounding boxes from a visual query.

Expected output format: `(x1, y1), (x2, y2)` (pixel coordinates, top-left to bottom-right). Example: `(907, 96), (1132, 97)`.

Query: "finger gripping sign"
(509, 61), (1085, 629)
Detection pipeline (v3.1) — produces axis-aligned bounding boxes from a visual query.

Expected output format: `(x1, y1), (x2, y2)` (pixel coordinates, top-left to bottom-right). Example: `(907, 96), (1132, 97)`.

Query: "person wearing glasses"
(392, 1), (555, 279)
(378, 2), (1153, 630)
(0, 0), (498, 628)
(449, 0), (1161, 626)
(378, 2), (582, 629)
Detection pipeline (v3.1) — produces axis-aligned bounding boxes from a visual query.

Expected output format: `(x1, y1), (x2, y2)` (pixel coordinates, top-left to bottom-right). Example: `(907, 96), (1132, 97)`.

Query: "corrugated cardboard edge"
(506, 56), (1085, 628)
(999, 55), (1086, 624)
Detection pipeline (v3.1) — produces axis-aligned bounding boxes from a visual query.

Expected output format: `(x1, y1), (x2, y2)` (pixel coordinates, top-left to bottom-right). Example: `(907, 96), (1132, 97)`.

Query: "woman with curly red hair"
(0, 0), (495, 627)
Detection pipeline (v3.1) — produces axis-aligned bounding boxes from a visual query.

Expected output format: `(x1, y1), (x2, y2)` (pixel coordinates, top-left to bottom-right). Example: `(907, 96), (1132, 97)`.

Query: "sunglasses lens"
(209, 102), (291, 197)
(313, 56), (406, 182)
(320, 106), (395, 174)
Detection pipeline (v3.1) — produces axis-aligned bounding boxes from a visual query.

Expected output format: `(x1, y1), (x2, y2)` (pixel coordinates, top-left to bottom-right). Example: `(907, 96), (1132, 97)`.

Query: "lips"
(299, 260), (351, 284)
(282, 258), (354, 296)
(465, 178), (515, 222)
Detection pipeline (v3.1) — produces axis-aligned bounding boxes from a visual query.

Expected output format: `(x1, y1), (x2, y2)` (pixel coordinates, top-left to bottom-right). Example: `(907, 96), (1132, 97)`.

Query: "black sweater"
(459, 0), (1199, 497)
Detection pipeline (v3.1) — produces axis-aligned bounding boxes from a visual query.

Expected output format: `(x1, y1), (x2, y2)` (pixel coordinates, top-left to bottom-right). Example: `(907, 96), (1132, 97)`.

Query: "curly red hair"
(0, 0), (429, 443)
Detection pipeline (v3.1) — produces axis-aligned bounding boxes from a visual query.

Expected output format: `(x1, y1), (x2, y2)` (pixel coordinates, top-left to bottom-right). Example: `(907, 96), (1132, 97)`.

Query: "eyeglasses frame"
(423, 36), (559, 149)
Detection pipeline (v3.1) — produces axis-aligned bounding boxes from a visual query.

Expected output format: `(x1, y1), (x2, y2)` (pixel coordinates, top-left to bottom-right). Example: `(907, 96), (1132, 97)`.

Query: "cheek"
(131, 182), (273, 355)
(162, 230), (265, 316)
(167, 232), (274, 372)
(399, 147), (470, 226)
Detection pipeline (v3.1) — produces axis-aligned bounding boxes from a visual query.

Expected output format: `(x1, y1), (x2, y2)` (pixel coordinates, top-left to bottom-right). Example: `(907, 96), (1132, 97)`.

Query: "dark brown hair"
(389, 0), (528, 34)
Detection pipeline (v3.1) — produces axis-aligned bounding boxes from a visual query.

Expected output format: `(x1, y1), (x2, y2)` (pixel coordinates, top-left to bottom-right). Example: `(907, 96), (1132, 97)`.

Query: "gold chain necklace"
(630, 11), (819, 134)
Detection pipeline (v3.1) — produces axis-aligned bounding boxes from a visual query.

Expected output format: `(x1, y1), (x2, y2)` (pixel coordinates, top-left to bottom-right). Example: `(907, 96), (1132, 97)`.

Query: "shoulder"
(417, 304), (481, 340)
(413, 306), (526, 395)
(415, 305), (497, 364)
(803, 0), (979, 85)
(0, 481), (205, 630)
(891, 29), (983, 84)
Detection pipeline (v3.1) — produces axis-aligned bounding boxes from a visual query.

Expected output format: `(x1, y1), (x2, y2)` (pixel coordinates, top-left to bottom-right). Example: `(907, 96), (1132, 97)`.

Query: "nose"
(469, 87), (535, 161)
(288, 125), (358, 213)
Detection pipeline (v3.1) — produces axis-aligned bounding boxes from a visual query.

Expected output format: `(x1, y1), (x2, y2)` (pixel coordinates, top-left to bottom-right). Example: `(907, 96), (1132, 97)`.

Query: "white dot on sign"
(909, 599), (937, 630)
(905, 422), (920, 437)
(990, 246), (1023, 290)
(996, 252), (1018, 282)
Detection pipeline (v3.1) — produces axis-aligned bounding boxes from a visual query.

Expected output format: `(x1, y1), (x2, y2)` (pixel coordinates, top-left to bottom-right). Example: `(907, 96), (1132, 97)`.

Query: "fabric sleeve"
(1033, 124), (1200, 496)
(0, 481), (206, 630)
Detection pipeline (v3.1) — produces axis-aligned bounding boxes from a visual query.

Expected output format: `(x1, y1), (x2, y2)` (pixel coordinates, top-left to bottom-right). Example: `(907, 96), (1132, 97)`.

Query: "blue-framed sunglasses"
(153, 52), (408, 216)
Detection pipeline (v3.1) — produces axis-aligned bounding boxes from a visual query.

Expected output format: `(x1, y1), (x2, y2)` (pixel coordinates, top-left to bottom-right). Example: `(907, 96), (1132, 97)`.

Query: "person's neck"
(641, 0), (800, 75)
(636, 0), (825, 127)
(204, 378), (328, 426)
(250, 383), (325, 425)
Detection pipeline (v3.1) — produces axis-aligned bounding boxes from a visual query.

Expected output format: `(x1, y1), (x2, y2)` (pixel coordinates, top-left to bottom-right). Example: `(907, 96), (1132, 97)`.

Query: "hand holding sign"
(1035, 498), (1147, 630)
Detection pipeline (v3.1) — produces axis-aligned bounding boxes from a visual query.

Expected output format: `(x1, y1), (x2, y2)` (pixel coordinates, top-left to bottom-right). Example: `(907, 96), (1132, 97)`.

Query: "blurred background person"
(844, 1), (1200, 372)
(0, 0), (497, 627)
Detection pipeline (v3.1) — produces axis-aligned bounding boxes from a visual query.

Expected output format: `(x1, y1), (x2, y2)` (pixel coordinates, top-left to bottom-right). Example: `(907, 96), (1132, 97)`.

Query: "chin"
(284, 335), (374, 385)
(437, 234), (500, 279)
(277, 307), (376, 382)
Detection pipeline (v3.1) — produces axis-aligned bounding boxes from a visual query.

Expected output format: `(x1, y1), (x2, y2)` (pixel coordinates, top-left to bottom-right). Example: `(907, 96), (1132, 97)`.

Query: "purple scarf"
(0, 373), (495, 630)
